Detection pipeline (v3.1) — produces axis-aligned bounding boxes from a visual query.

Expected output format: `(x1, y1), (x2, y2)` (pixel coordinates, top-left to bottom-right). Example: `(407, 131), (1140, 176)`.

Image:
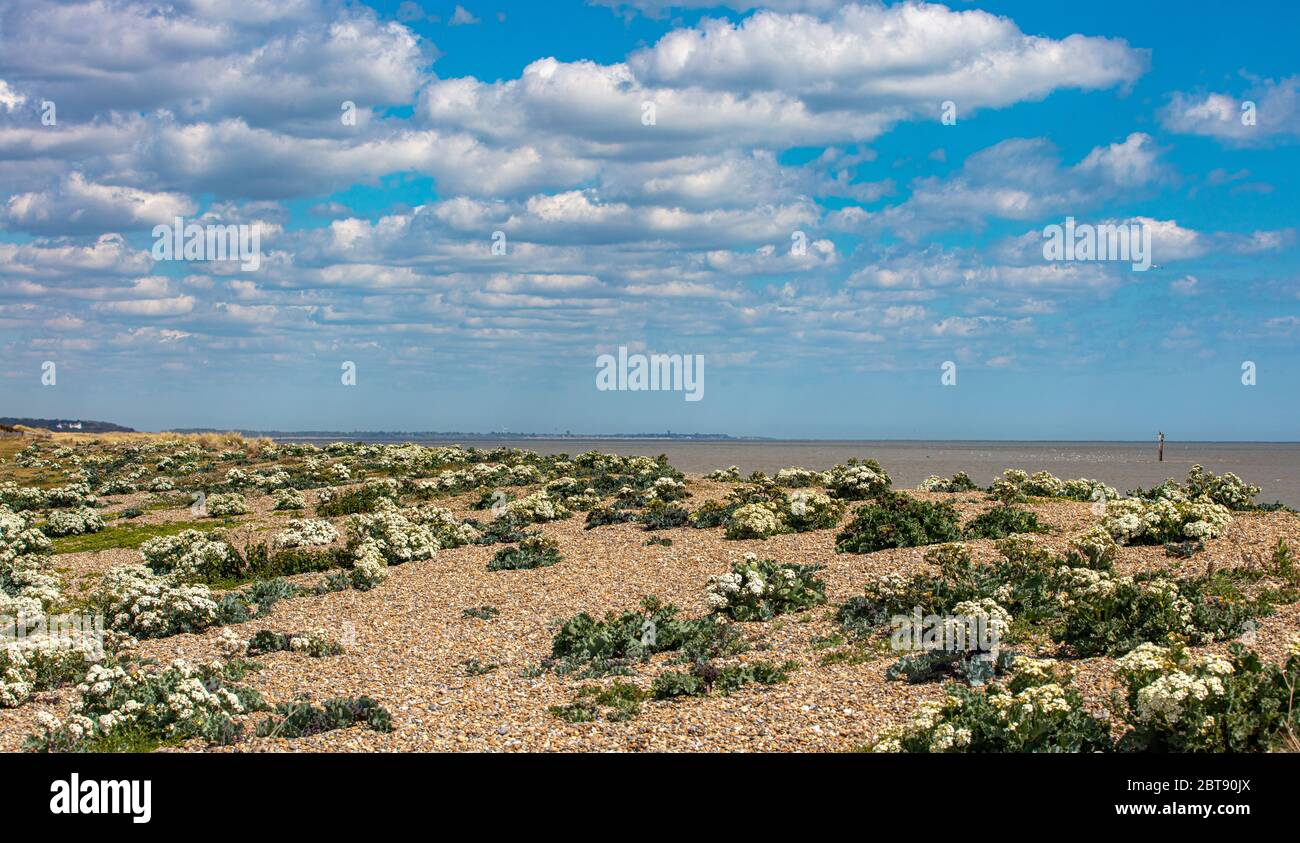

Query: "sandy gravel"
(3, 480), (1298, 753)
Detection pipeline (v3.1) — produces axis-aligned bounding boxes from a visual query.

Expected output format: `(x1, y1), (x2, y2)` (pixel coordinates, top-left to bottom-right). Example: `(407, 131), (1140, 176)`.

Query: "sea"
(286, 437), (1300, 507)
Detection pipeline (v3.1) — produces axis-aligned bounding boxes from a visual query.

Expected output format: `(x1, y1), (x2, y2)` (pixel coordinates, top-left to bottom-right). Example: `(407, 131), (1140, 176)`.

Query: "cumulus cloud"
(1, 173), (196, 235)
(1160, 76), (1300, 145)
(627, 2), (1145, 109)
(0, 0), (1285, 412)
(0, 1), (428, 129)
(829, 133), (1166, 237)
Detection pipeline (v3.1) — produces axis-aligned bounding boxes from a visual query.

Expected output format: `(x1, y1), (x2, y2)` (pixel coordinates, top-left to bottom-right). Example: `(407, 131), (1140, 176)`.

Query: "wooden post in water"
(1157, 431), (1165, 462)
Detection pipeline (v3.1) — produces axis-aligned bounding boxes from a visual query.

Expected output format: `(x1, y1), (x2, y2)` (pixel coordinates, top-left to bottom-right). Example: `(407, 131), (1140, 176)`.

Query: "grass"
(0, 437), (68, 489)
(549, 681), (647, 723)
(51, 518), (227, 554)
(81, 727), (186, 754)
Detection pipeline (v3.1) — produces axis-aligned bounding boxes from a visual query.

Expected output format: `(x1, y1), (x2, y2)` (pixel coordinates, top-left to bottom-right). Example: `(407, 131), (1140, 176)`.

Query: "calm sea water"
(299, 438), (1300, 506)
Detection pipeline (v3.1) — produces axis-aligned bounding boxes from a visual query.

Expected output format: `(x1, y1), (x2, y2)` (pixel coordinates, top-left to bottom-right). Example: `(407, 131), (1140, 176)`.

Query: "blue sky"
(0, 0), (1297, 439)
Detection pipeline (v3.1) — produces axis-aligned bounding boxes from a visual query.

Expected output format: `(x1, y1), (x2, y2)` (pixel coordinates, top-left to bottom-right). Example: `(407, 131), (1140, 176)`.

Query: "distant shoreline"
(206, 433), (1300, 445)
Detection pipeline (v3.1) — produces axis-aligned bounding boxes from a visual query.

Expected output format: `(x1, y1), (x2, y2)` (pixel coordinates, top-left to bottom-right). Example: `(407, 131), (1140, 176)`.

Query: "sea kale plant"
(920, 472), (979, 493)
(962, 505), (1046, 540)
(824, 459), (891, 500)
(652, 659), (797, 700)
(255, 696), (393, 739)
(488, 535), (563, 571)
(835, 491), (961, 553)
(547, 597), (742, 676)
(27, 659), (267, 751)
(704, 554), (825, 621)
(1101, 493), (1232, 545)
(724, 502), (784, 539)
(871, 656), (1111, 753)
(1113, 639), (1300, 752)
(785, 491), (844, 532)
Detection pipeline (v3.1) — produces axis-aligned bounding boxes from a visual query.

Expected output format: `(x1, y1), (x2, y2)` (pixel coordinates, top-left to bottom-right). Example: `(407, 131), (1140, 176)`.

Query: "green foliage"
(1163, 539), (1204, 558)
(255, 696), (394, 739)
(1114, 641), (1300, 752)
(885, 649), (1016, 686)
(315, 484), (395, 517)
(462, 658), (499, 676)
(547, 597), (743, 676)
(585, 506), (634, 529)
(1271, 538), (1299, 584)
(1059, 567), (1268, 657)
(689, 499), (735, 529)
(51, 519), (222, 554)
(824, 458), (891, 500)
(550, 681), (647, 722)
(962, 506), (1046, 540)
(26, 661), (268, 752)
(637, 500), (690, 531)
(652, 659), (796, 700)
(705, 557), (826, 621)
(487, 535), (563, 571)
(245, 629), (343, 658)
(872, 659), (1110, 753)
(214, 577), (304, 625)
(471, 515), (538, 545)
(229, 542), (342, 584)
(835, 491), (961, 554)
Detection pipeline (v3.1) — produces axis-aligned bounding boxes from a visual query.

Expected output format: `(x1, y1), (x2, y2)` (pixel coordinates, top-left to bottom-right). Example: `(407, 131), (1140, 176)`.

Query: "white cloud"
(95, 296), (196, 317)
(1160, 76), (1300, 145)
(449, 5), (480, 25)
(1, 173), (196, 235)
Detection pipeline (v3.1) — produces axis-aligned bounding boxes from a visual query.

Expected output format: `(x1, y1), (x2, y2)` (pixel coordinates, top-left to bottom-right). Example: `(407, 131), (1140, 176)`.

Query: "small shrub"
(638, 500), (690, 531)
(585, 506), (633, 529)
(870, 657), (1110, 753)
(886, 648), (1016, 686)
(920, 472), (978, 493)
(825, 459), (891, 500)
(652, 659), (796, 699)
(43, 507), (105, 537)
(1102, 494), (1231, 545)
(963, 506), (1045, 540)
(547, 597), (742, 676)
(1114, 639), (1300, 752)
(835, 491), (961, 554)
(315, 482), (397, 517)
(689, 499), (734, 529)
(724, 502), (784, 539)
(785, 491), (843, 532)
(245, 629), (343, 658)
(255, 696), (393, 738)
(550, 681), (647, 722)
(704, 555), (825, 621)
(1183, 464), (1260, 511)
(488, 535), (563, 571)
(26, 660), (267, 752)
(205, 493), (248, 517)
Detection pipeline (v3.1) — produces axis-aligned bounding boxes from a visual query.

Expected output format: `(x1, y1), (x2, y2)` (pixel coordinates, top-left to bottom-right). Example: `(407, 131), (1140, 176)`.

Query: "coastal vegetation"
(1, 431), (1297, 752)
